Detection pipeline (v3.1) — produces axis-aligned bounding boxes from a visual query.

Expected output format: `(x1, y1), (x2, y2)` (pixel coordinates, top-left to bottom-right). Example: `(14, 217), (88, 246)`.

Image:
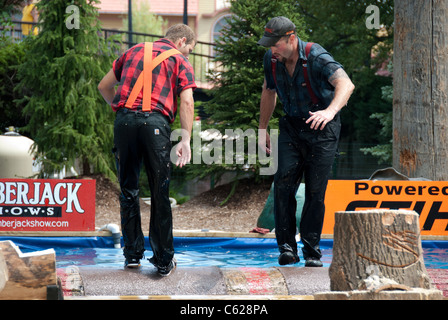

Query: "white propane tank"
(0, 127), (38, 178)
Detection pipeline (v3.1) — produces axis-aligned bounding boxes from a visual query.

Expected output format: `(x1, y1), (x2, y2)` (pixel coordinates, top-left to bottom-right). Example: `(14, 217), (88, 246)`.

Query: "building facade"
(97, 0), (232, 44)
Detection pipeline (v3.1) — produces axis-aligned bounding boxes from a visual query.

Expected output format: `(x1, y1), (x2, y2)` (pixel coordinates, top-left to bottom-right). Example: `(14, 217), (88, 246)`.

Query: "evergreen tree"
(17, 0), (120, 178)
(0, 40), (26, 133)
(1, 1), (27, 133)
(189, 0), (306, 191)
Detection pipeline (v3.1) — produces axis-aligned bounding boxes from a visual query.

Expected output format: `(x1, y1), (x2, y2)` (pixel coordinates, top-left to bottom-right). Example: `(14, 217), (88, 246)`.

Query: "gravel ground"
(93, 174), (272, 232)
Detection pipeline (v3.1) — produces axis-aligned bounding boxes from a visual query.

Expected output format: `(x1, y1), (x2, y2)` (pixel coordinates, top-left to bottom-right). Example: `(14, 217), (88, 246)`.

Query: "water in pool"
(50, 238), (447, 270)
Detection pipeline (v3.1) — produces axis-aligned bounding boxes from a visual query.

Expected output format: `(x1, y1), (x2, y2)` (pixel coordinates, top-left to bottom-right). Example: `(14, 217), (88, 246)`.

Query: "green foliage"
(17, 0), (120, 178)
(361, 61), (393, 164)
(342, 66), (392, 143)
(0, 5), (27, 132)
(360, 111), (392, 164)
(0, 39), (26, 132)
(297, 0), (394, 72)
(188, 0), (306, 187)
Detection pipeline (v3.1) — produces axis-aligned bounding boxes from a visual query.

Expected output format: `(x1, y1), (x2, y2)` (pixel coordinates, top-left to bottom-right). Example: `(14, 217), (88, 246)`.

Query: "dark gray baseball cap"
(257, 16), (296, 47)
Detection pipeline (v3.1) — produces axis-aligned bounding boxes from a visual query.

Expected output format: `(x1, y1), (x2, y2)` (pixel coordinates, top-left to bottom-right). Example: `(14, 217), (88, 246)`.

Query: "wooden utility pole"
(393, 0), (448, 180)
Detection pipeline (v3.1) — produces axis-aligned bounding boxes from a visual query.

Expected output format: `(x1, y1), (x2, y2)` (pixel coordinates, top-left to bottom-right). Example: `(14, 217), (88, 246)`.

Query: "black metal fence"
(100, 27), (215, 86)
(333, 141), (391, 179)
(2, 21), (216, 85)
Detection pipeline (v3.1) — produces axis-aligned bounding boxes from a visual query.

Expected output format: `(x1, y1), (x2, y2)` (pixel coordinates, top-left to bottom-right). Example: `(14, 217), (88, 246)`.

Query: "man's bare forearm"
(306, 68), (355, 130)
(179, 88), (194, 141)
(326, 68), (355, 116)
(259, 81), (277, 130)
(98, 69), (118, 105)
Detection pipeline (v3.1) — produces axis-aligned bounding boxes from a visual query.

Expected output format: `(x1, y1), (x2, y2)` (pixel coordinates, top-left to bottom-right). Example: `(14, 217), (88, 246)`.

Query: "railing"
(101, 28), (216, 87)
(2, 21), (216, 86)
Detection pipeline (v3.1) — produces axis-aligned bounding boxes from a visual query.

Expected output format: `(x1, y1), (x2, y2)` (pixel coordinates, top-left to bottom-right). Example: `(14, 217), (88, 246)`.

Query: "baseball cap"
(257, 16), (296, 47)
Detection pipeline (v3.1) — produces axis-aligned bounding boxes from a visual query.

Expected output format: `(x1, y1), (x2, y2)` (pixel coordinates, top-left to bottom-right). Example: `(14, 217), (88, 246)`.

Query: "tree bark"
(393, 0), (448, 180)
(329, 210), (432, 291)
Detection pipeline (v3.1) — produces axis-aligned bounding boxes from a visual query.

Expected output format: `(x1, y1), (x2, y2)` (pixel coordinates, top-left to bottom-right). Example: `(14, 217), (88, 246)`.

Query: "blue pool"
(1, 236), (447, 269)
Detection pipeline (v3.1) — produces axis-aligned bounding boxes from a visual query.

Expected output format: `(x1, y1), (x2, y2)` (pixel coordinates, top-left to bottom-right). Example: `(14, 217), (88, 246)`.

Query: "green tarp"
(256, 183), (304, 231)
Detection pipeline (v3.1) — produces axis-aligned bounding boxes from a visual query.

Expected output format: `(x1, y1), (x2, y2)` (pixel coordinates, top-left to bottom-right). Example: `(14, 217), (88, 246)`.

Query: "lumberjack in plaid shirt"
(111, 38), (197, 123)
(98, 25), (197, 276)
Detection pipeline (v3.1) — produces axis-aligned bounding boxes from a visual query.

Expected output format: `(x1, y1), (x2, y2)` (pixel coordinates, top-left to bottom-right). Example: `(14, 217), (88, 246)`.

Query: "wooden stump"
(0, 250), (7, 292)
(0, 240), (57, 300)
(329, 210), (432, 291)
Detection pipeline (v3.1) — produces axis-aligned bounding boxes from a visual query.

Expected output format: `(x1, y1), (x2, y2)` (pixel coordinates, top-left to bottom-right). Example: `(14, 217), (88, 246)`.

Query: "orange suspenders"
(125, 42), (181, 112)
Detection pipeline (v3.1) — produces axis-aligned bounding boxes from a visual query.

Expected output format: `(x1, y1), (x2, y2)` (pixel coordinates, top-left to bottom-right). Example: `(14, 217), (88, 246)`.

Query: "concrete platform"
(59, 265), (448, 300)
(60, 265), (330, 299)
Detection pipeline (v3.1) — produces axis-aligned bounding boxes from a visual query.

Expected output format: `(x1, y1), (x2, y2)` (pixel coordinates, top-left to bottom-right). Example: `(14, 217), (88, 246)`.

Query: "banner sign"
(323, 180), (448, 236)
(0, 179), (95, 231)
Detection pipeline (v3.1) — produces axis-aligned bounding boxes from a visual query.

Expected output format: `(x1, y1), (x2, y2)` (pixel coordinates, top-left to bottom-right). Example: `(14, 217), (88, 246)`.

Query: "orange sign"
(323, 180), (448, 236)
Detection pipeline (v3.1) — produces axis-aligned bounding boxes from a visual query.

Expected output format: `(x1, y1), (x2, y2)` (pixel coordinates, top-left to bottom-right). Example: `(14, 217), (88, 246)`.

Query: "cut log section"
(0, 240), (57, 300)
(329, 210), (432, 291)
(0, 249), (6, 293)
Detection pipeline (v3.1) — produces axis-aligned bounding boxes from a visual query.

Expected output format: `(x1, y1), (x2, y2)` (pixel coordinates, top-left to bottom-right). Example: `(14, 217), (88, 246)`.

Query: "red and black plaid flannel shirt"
(111, 39), (196, 123)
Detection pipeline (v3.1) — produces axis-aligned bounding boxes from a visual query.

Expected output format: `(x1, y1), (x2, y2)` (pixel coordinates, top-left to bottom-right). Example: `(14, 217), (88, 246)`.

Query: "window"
(216, 0), (231, 11)
(212, 14), (232, 45)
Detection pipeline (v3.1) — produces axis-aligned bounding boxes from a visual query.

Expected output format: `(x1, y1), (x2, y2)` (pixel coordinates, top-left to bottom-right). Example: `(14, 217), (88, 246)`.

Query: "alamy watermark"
(66, 4), (382, 31)
(170, 123), (278, 176)
(365, 4), (381, 30)
(65, 5), (80, 30)
(63, 4), (382, 32)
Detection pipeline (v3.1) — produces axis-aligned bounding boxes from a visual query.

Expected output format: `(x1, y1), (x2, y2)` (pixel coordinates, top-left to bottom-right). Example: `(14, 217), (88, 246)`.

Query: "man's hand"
(258, 129), (271, 155)
(174, 139), (191, 168)
(306, 108), (336, 130)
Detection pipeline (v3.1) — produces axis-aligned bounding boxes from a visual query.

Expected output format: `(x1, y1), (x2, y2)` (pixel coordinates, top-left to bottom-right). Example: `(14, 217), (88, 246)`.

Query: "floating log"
(329, 210), (432, 291)
(0, 240), (57, 300)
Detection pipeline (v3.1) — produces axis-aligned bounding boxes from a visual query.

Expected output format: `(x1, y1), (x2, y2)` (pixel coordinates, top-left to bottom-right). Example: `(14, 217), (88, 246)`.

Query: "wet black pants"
(114, 109), (173, 267)
(274, 115), (340, 259)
